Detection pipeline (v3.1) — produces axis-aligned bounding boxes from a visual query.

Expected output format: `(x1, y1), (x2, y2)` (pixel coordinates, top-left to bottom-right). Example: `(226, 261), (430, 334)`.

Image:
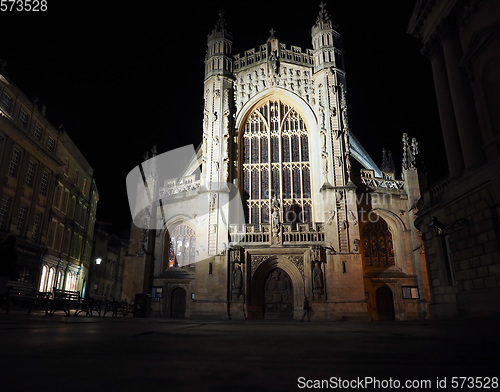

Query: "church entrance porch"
(245, 253), (305, 320)
(264, 268), (293, 319)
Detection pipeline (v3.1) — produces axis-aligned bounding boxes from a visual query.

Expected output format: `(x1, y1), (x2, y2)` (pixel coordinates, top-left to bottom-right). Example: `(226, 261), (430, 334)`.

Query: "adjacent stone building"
(89, 223), (127, 301)
(126, 4), (430, 321)
(408, 0), (500, 317)
(0, 60), (98, 296)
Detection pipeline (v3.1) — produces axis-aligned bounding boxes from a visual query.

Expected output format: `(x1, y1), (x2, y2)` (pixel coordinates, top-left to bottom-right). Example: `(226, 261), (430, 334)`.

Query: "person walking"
(301, 296), (310, 322)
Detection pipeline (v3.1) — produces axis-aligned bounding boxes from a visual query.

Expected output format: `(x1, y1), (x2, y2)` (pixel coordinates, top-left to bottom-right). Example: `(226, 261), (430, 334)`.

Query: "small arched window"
(168, 224), (196, 268)
(39, 265), (49, 292)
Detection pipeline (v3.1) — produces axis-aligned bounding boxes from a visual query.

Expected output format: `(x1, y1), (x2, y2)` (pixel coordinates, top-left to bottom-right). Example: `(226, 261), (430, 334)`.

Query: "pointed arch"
(363, 208), (408, 270)
(249, 255), (304, 319)
(237, 88), (318, 227)
(162, 215), (197, 269)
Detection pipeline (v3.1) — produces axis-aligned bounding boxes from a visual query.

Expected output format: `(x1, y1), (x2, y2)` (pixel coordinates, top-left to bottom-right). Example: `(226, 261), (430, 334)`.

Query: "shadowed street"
(0, 312), (499, 391)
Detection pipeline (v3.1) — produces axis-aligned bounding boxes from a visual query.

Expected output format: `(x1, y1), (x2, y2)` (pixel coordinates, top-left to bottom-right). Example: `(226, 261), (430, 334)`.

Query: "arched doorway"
(264, 268), (293, 319)
(376, 286), (395, 321)
(170, 287), (186, 318)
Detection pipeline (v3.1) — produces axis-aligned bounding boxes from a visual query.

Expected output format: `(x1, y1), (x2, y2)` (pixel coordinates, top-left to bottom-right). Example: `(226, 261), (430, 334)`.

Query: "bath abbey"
(124, 3), (430, 321)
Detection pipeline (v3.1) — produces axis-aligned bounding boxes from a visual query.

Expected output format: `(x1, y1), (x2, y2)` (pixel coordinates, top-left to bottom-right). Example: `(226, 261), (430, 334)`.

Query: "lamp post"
(89, 257), (102, 296)
(429, 216), (468, 237)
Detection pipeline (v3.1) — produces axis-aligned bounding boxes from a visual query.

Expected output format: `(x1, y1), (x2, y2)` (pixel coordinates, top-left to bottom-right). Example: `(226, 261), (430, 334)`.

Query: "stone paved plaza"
(0, 312), (499, 391)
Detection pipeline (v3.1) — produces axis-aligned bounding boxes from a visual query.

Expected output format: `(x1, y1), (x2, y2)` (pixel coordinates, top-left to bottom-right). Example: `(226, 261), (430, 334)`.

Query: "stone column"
(439, 19), (483, 170)
(423, 40), (464, 179)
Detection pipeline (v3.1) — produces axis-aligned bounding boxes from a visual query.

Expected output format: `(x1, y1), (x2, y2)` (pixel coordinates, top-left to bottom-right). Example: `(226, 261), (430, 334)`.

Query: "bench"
(48, 288), (81, 316)
(104, 297), (134, 317)
(77, 294), (107, 317)
(1, 280), (51, 314)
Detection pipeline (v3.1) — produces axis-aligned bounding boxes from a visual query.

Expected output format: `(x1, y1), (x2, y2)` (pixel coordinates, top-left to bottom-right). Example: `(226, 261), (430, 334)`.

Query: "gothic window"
(242, 100), (312, 226)
(362, 217), (395, 267)
(168, 224), (196, 268)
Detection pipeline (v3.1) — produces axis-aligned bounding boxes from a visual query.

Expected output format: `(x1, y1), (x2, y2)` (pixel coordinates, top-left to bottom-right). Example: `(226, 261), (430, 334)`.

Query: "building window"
(402, 286), (420, 299)
(16, 204), (28, 234)
(168, 224), (196, 268)
(65, 272), (77, 292)
(63, 228), (71, 255)
(39, 265), (49, 292)
(68, 196), (76, 219)
(8, 148), (21, 177)
(56, 270), (64, 290)
(25, 160), (36, 187)
(0, 194), (12, 229)
(63, 157), (69, 176)
(0, 91), (12, 113)
(53, 183), (62, 209)
(82, 178), (87, 195)
(31, 211), (42, 242)
(34, 124), (42, 140)
(362, 216), (395, 267)
(54, 223), (64, 251)
(40, 170), (49, 196)
(39, 266), (56, 292)
(18, 109), (28, 127)
(242, 100), (311, 226)
(47, 136), (55, 151)
(61, 189), (69, 214)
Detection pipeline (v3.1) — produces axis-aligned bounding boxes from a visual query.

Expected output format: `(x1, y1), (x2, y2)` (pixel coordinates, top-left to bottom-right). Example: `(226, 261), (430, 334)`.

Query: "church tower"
(311, 2), (358, 255)
(201, 10), (236, 256)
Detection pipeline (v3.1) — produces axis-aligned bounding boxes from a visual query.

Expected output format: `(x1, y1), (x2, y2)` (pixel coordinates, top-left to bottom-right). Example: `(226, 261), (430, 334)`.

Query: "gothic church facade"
(126, 4), (430, 321)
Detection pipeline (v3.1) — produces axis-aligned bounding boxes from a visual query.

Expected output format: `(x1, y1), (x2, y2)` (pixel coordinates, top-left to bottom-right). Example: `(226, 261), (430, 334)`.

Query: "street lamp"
(95, 257), (102, 265)
(429, 216), (469, 236)
(429, 216), (445, 236)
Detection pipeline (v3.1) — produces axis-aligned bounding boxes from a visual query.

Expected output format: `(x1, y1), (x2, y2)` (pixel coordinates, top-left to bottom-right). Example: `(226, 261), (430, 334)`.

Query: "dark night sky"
(0, 1), (445, 237)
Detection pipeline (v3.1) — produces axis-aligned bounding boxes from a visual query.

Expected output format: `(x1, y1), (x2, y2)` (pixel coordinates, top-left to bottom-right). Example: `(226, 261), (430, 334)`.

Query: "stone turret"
(205, 10), (233, 80)
(311, 1), (344, 73)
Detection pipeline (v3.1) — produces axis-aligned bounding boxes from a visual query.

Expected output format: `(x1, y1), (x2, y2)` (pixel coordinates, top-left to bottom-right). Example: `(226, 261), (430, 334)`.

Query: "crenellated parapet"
(360, 170), (405, 190)
(233, 37), (315, 112)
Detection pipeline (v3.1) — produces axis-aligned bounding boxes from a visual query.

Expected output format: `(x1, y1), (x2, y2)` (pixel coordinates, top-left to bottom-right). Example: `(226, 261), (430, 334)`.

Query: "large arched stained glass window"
(242, 100), (311, 226)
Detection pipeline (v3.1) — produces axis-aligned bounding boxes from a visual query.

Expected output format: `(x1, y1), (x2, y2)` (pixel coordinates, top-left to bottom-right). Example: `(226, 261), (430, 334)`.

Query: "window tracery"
(362, 217), (395, 267)
(242, 100), (312, 226)
(168, 224), (196, 268)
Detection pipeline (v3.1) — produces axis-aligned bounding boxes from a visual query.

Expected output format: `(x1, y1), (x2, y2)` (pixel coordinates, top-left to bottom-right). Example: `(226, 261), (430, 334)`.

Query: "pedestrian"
(301, 296), (310, 322)
(0, 235), (17, 295)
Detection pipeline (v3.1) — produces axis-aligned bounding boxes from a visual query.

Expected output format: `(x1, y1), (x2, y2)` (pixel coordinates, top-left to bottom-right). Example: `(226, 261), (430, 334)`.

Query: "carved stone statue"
(312, 262), (324, 293)
(233, 263), (242, 290)
(271, 195), (281, 243)
(232, 263), (243, 300)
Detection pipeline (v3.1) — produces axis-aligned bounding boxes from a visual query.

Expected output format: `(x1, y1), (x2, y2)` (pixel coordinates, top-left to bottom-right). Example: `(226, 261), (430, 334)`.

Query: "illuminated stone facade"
(0, 62), (98, 295)
(127, 4), (430, 321)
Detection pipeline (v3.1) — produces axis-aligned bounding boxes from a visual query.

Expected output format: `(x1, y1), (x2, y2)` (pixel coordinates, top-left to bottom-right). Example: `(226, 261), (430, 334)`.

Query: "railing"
(159, 175), (200, 197)
(360, 169), (405, 190)
(229, 222), (325, 245)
